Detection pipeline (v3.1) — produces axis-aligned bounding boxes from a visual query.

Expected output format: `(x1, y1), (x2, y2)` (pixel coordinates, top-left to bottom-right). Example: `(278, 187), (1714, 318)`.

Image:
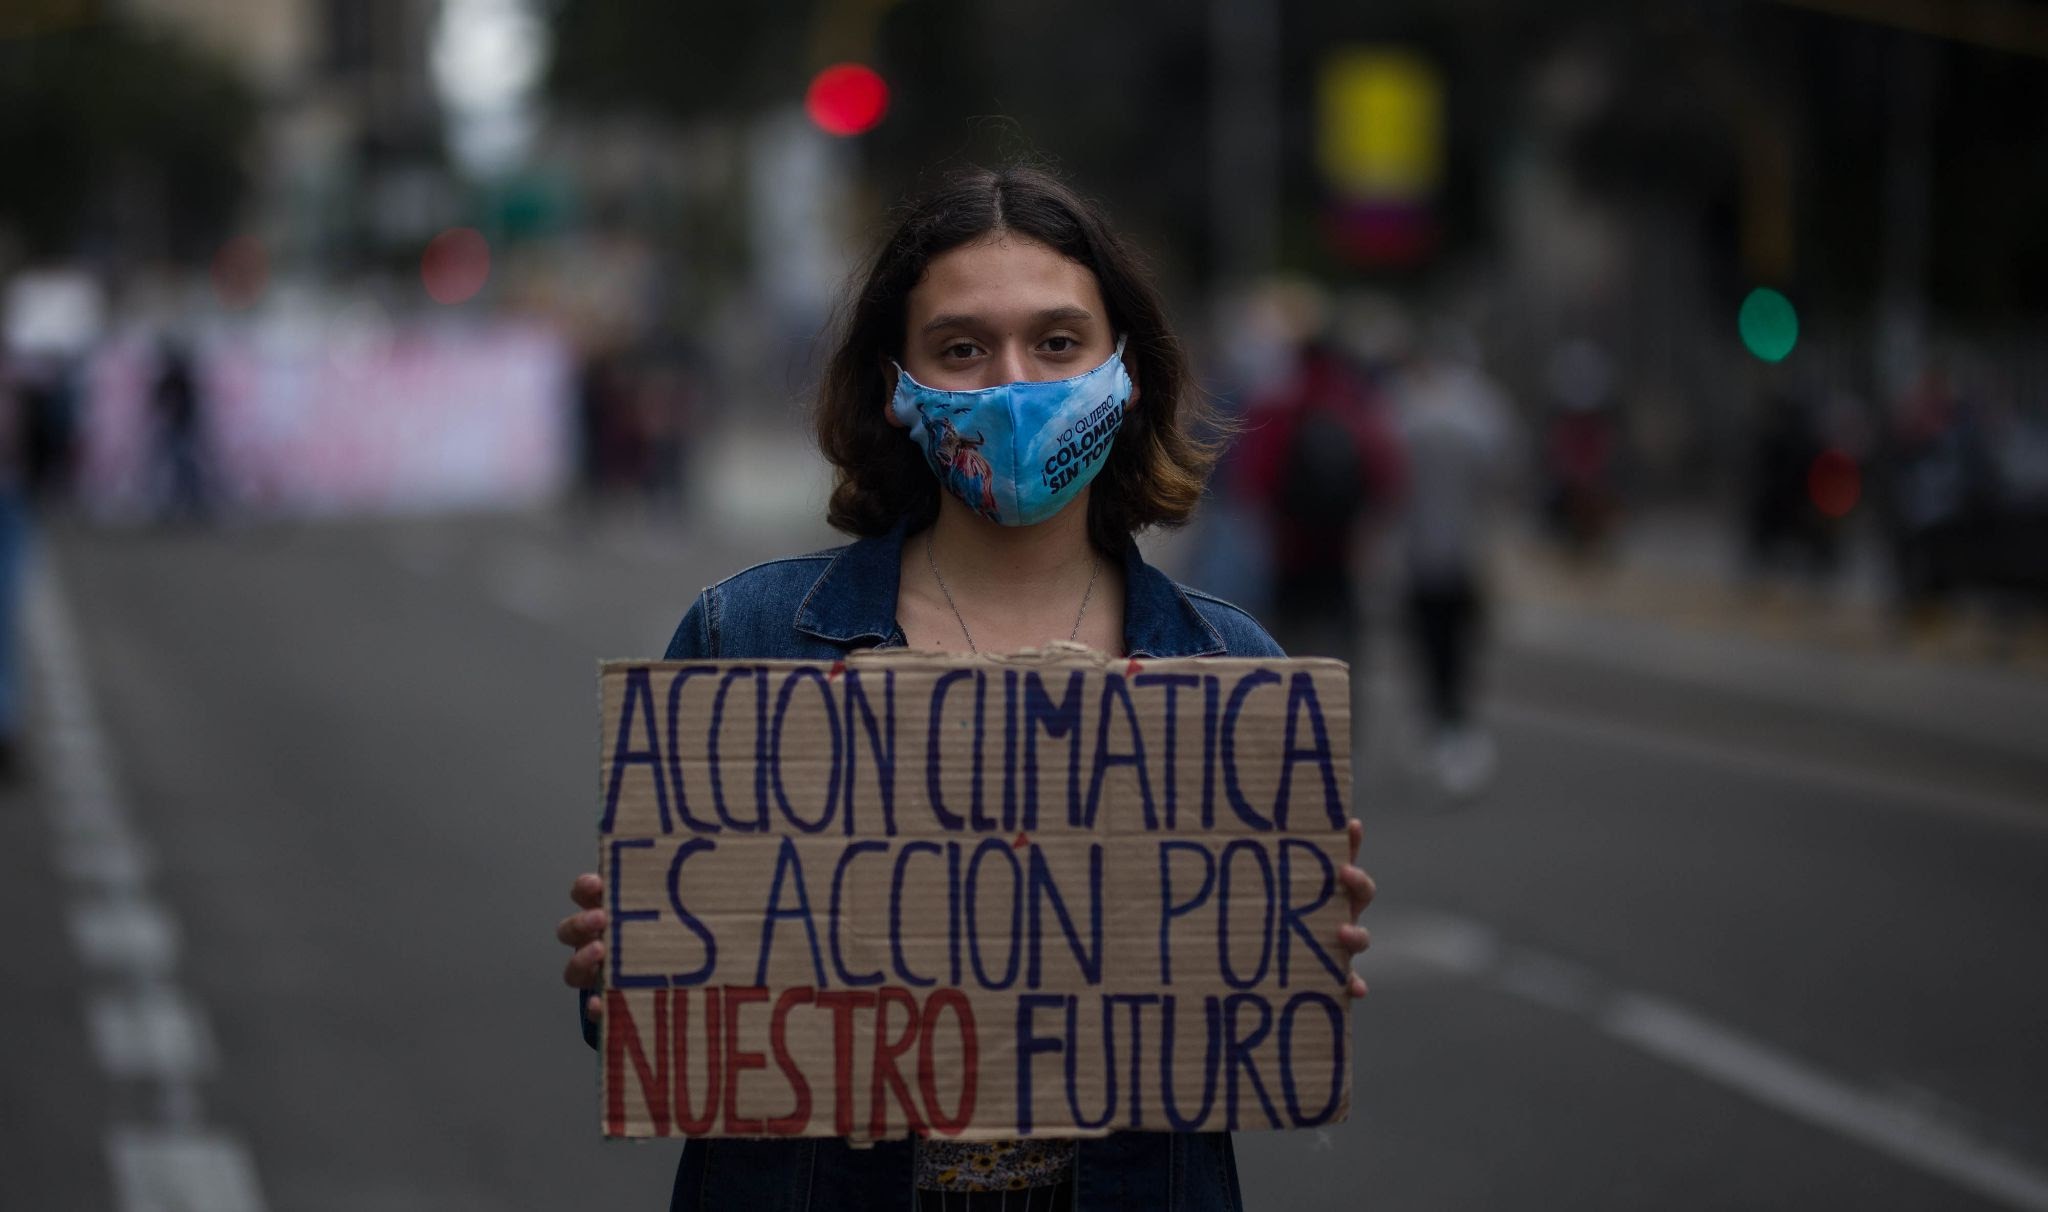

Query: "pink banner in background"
(80, 325), (573, 519)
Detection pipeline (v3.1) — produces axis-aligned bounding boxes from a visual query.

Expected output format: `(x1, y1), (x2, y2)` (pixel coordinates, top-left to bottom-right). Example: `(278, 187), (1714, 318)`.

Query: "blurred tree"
(0, 22), (257, 263)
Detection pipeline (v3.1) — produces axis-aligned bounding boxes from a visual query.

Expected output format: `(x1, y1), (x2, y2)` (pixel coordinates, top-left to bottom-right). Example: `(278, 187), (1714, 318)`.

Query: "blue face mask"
(890, 337), (1133, 526)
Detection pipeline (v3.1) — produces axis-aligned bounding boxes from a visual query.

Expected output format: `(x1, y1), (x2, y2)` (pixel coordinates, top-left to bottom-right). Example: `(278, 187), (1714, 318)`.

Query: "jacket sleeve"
(581, 589), (717, 1050)
(662, 589), (716, 660)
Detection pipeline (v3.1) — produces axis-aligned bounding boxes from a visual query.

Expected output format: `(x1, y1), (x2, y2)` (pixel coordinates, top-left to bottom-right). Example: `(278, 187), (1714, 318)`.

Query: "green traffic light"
(1739, 287), (1799, 363)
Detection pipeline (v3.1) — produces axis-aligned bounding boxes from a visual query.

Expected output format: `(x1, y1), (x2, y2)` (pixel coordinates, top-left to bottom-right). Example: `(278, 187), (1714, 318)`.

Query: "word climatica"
(600, 663), (1347, 839)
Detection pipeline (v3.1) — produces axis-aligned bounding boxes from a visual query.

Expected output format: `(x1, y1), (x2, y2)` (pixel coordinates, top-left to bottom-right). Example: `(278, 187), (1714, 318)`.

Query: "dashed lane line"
(1488, 694), (2048, 837)
(108, 1129), (267, 1212)
(29, 556), (269, 1212)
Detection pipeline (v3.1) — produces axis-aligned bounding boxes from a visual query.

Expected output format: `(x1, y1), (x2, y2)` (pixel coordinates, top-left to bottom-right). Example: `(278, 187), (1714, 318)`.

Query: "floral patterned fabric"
(914, 1137), (1075, 1193)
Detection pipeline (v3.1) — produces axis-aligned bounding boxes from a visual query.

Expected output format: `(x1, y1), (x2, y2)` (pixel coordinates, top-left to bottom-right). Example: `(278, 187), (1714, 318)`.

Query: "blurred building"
(124, 0), (452, 269)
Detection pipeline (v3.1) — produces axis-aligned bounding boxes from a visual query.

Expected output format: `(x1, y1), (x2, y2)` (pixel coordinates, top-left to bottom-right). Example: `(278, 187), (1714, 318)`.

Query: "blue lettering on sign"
(1217, 839), (1275, 990)
(1021, 671), (1083, 833)
(1063, 994), (1117, 1129)
(840, 669), (896, 837)
(1277, 672), (1344, 829)
(1001, 671), (1021, 830)
(964, 837), (1023, 990)
(1158, 994), (1221, 1130)
(1083, 674), (1155, 829)
(827, 839), (887, 986)
(709, 667), (770, 832)
(1134, 672), (1199, 828)
(602, 668), (671, 834)
(1157, 840), (1214, 985)
(1200, 675), (1221, 828)
(664, 666), (723, 832)
(924, 670), (975, 832)
(753, 837), (826, 986)
(1014, 994), (1068, 1135)
(1220, 671), (1279, 831)
(771, 668), (843, 833)
(1223, 992), (1280, 1130)
(663, 837), (718, 985)
(608, 837), (664, 987)
(1027, 843), (1103, 988)
(1107, 993), (1160, 1129)
(1278, 991), (1346, 1126)
(1277, 838), (1344, 986)
(887, 841), (943, 987)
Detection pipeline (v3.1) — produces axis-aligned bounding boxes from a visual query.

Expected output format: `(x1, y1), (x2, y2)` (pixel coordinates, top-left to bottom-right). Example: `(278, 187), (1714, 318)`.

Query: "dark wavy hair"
(815, 164), (1220, 553)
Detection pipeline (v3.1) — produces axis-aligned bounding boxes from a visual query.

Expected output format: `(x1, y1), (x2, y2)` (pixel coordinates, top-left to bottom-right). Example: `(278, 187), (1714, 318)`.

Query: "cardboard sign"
(597, 648), (1353, 1141)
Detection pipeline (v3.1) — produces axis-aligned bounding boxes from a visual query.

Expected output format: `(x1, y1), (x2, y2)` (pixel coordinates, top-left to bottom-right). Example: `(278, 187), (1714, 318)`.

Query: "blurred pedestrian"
(1394, 327), (1518, 799)
(1742, 385), (1855, 581)
(553, 164), (1376, 1212)
(634, 349), (699, 518)
(150, 339), (209, 523)
(13, 352), (79, 505)
(1235, 335), (1404, 667)
(1539, 338), (1621, 557)
(1884, 363), (2005, 609)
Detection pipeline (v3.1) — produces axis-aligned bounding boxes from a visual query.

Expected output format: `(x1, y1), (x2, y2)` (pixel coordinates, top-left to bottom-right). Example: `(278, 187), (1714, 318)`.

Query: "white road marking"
(109, 1129), (267, 1212)
(30, 559), (270, 1211)
(1354, 908), (1498, 979)
(1488, 696), (2048, 836)
(1603, 994), (2048, 1212)
(89, 987), (218, 1081)
(59, 835), (154, 892)
(1362, 910), (2048, 1211)
(1493, 948), (1601, 1015)
(70, 899), (182, 975)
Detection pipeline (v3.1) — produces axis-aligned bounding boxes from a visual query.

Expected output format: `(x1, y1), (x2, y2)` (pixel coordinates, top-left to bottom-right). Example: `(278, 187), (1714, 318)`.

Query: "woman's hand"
(1336, 818), (1375, 999)
(558, 873), (608, 1025)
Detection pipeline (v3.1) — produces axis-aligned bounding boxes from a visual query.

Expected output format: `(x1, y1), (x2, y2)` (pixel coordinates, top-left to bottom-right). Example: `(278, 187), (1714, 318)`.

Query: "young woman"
(556, 164), (1375, 1212)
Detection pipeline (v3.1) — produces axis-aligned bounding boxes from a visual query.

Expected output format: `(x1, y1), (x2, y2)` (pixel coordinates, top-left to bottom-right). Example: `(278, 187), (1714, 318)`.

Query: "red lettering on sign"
(722, 987), (771, 1133)
(766, 987), (816, 1133)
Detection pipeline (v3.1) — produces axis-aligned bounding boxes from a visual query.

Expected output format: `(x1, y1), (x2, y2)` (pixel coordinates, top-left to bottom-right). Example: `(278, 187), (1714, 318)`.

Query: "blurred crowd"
(1190, 277), (2048, 799)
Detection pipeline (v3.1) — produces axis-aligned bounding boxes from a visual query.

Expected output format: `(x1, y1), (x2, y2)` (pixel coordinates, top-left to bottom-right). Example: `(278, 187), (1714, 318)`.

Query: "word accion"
(601, 664), (1345, 838)
(608, 836), (1348, 992)
(603, 985), (1347, 1138)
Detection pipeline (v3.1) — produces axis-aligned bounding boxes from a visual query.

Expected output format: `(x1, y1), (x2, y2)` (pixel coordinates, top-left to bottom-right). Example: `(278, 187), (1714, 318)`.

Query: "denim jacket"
(589, 520), (1282, 1212)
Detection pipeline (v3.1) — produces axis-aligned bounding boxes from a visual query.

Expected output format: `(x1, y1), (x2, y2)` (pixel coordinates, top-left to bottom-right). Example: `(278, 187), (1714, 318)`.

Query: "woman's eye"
(1042, 335), (1077, 353)
(942, 342), (979, 360)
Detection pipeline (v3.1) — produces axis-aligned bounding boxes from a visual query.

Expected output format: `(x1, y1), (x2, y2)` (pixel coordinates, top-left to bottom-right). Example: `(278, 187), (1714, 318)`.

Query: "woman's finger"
(555, 908), (606, 948)
(1346, 972), (1369, 1000)
(584, 994), (605, 1025)
(563, 940), (606, 989)
(1340, 864), (1376, 915)
(1337, 923), (1370, 954)
(1347, 818), (1363, 865)
(570, 873), (604, 910)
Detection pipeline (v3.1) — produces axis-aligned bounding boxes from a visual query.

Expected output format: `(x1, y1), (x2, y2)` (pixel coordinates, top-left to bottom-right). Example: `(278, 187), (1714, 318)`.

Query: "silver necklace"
(924, 529), (1099, 654)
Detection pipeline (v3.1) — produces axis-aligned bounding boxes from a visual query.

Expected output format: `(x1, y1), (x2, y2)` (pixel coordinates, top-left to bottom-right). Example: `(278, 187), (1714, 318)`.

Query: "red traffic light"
(806, 63), (889, 137)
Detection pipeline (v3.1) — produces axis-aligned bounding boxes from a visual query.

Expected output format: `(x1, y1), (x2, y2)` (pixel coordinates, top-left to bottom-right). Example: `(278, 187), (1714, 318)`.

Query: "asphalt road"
(5, 504), (2045, 1211)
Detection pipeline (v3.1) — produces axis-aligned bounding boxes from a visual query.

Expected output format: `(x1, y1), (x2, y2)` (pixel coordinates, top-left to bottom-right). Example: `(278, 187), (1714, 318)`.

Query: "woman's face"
(898, 234), (1117, 392)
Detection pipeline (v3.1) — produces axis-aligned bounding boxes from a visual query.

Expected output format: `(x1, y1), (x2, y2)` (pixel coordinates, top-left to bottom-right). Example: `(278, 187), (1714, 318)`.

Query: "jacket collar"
(793, 519), (1227, 657)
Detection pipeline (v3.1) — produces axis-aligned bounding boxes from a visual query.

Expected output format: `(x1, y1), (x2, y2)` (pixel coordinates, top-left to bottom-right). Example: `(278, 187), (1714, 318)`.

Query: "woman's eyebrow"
(919, 306), (1096, 335)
